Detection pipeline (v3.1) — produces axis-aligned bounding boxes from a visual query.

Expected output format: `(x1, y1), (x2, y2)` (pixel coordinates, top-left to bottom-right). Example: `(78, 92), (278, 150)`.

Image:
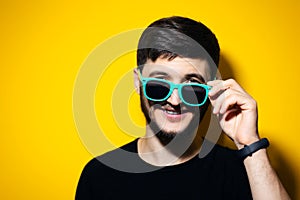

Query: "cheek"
(141, 92), (163, 111)
(141, 93), (152, 110)
(140, 91), (157, 123)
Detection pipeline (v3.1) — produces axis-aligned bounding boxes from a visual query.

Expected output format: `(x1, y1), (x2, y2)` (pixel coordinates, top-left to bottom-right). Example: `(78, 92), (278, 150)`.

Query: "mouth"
(151, 104), (192, 121)
(164, 109), (182, 115)
(160, 106), (189, 121)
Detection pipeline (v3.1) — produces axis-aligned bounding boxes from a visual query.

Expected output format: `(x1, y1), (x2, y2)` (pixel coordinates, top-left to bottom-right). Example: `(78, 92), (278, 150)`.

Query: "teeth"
(165, 110), (180, 115)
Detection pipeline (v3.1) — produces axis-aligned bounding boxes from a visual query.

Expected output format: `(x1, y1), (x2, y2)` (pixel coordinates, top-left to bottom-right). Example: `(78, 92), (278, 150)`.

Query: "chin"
(140, 93), (205, 138)
(157, 124), (188, 135)
(154, 117), (197, 134)
(156, 130), (176, 139)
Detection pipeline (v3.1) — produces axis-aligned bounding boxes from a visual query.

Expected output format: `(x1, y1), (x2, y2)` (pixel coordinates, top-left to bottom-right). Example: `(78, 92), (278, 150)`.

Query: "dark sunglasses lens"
(145, 80), (170, 100)
(182, 85), (207, 105)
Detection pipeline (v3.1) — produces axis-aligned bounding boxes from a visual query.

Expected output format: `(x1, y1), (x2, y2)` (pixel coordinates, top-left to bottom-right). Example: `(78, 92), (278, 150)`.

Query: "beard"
(140, 91), (210, 144)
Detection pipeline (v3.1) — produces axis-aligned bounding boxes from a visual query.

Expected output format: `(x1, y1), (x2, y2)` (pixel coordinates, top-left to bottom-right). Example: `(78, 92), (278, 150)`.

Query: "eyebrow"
(147, 71), (206, 83)
(148, 71), (169, 77)
(185, 73), (206, 83)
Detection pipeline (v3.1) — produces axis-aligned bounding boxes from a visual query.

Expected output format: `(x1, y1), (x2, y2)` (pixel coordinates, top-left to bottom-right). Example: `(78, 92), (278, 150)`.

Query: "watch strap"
(237, 138), (270, 160)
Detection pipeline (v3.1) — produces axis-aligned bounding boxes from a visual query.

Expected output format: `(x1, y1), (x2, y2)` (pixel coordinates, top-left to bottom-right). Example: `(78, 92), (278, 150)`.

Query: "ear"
(133, 68), (140, 95)
(211, 70), (222, 81)
(215, 70), (222, 80)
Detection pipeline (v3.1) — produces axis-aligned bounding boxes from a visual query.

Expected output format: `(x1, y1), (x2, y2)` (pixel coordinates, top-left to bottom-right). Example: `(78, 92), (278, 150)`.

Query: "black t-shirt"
(76, 139), (252, 200)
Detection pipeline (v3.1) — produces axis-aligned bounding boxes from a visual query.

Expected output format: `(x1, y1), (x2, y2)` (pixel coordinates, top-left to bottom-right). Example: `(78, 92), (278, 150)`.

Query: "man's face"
(135, 56), (212, 138)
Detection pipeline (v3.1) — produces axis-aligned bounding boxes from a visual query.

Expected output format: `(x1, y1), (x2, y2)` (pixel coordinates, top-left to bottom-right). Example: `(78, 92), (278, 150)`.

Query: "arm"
(207, 79), (290, 200)
(244, 148), (290, 199)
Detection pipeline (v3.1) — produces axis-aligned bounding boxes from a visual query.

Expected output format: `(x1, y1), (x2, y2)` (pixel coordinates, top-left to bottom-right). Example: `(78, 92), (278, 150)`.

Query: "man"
(76, 16), (290, 199)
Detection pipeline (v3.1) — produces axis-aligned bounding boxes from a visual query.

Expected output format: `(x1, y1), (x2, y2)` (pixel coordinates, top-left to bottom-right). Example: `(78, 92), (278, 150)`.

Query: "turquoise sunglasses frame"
(138, 71), (211, 106)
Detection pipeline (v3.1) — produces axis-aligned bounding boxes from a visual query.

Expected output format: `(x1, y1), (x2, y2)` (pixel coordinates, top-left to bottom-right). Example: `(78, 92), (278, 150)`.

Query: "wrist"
(237, 138), (270, 160)
(235, 136), (260, 150)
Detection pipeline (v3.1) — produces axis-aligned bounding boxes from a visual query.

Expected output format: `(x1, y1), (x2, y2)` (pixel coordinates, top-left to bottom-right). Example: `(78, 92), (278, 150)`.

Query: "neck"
(137, 127), (203, 166)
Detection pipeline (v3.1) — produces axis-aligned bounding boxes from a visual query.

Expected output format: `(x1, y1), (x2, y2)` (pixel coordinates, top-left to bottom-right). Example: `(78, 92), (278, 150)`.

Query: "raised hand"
(207, 79), (260, 149)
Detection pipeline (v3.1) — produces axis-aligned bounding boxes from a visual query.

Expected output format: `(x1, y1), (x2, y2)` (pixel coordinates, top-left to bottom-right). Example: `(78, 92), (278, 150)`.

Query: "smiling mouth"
(153, 104), (191, 116)
(164, 110), (181, 115)
(161, 106), (192, 116)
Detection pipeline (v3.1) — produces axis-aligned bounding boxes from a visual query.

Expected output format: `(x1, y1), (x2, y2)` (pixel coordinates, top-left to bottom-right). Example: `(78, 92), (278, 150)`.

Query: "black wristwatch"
(237, 138), (270, 160)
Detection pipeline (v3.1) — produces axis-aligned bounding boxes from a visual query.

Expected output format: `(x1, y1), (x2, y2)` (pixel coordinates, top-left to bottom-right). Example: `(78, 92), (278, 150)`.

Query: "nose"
(167, 89), (181, 106)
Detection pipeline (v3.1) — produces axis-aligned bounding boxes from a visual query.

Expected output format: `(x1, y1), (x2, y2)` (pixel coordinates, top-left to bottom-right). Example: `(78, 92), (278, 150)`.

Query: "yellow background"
(1, 0), (299, 199)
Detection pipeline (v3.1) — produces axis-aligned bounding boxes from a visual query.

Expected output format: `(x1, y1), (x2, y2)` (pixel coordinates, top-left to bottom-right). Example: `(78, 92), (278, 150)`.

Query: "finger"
(222, 79), (246, 93)
(219, 93), (244, 114)
(219, 91), (256, 115)
(207, 79), (223, 86)
(209, 90), (225, 114)
(208, 79), (245, 97)
(207, 80), (228, 97)
(209, 88), (244, 114)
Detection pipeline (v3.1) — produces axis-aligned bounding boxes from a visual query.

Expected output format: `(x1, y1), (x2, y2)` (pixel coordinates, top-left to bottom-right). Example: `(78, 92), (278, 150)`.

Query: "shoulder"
(200, 143), (245, 173)
(201, 141), (240, 162)
(212, 144), (240, 160)
(210, 144), (250, 181)
(81, 139), (139, 174)
(215, 144), (243, 165)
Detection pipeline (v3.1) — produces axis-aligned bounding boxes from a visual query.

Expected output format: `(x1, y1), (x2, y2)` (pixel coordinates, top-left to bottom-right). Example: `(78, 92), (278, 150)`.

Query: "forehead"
(142, 57), (212, 81)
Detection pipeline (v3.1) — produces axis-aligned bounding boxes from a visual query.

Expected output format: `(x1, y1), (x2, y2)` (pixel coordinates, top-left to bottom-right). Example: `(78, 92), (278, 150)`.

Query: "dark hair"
(137, 16), (220, 71)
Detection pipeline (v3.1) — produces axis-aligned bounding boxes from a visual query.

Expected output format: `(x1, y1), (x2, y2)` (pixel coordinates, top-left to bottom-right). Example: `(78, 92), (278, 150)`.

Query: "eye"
(151, 75), (172, 82)
(153, 76), (166, 80)
(187, 78), (203, 84)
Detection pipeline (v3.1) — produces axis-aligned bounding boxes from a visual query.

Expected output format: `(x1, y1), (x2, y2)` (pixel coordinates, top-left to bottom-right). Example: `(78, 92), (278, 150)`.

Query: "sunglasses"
(138, 71), (211, 106)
